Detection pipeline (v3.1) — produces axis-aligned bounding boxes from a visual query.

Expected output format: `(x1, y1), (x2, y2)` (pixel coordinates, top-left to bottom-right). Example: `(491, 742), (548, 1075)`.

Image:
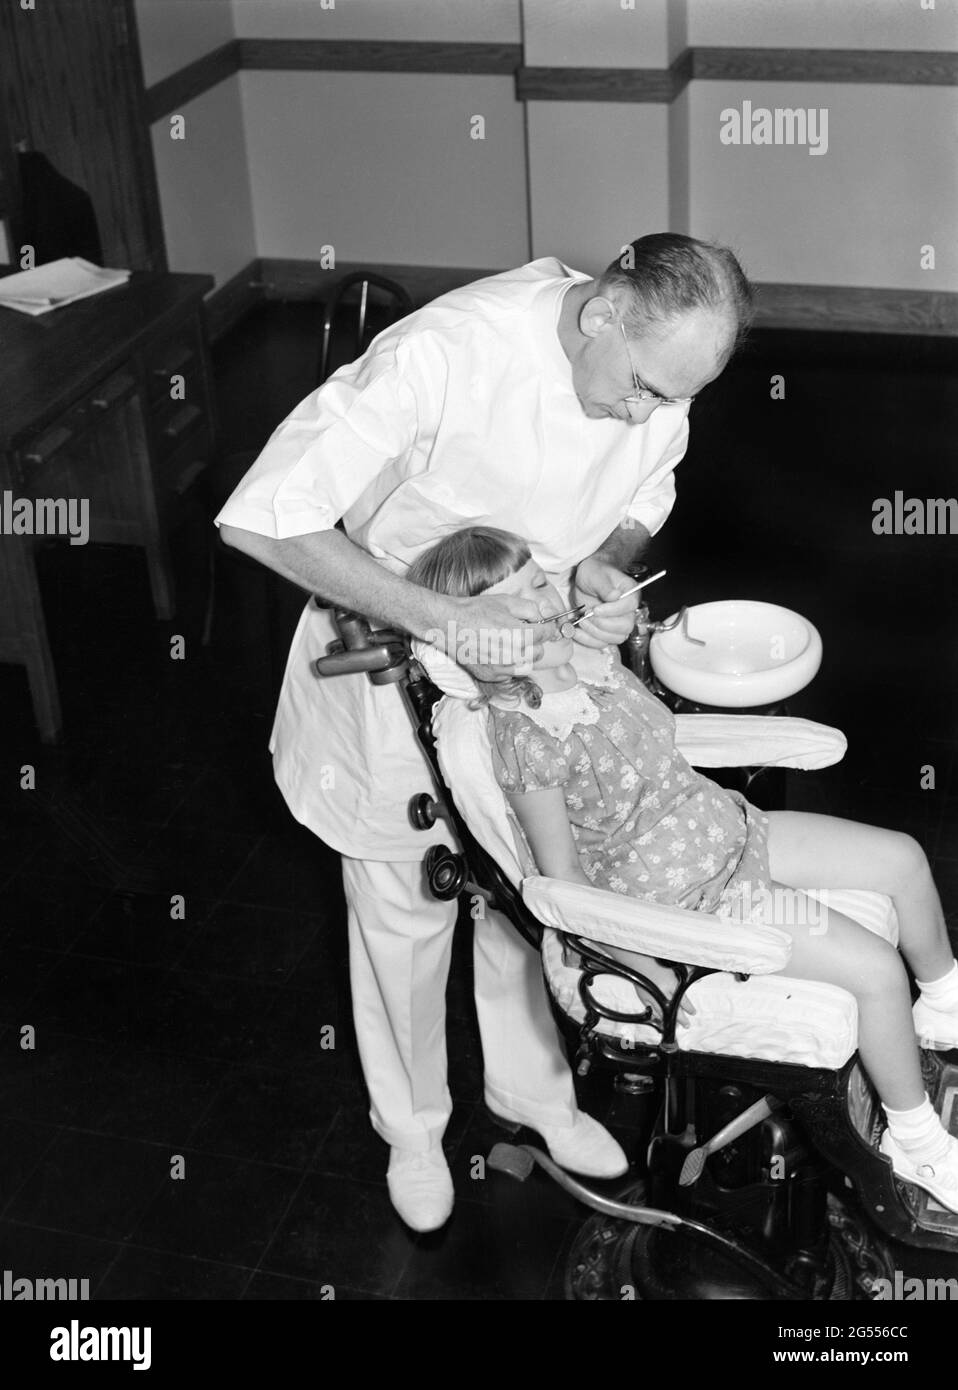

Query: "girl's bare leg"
(761, 885), (924, 1110)
(598, 889), (923, 1107)
(585, 811), (958, 1207)
(594, 812), (950, 1109)
(765, 811), (951, 983)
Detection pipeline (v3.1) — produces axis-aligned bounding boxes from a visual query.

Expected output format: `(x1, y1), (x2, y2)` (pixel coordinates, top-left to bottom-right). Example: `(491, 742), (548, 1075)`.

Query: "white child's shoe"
(880, 1129), (958, 1214)
(387, 1146), (454, 1232)
(913, 997), (958, 1052)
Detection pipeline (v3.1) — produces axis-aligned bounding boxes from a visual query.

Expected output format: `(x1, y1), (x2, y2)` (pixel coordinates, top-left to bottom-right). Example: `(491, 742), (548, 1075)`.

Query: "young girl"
(408, 525), (958, 1213)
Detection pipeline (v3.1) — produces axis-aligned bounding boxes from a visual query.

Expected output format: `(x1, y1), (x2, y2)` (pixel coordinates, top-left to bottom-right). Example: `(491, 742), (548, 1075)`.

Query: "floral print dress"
(488, 657), (771, 921)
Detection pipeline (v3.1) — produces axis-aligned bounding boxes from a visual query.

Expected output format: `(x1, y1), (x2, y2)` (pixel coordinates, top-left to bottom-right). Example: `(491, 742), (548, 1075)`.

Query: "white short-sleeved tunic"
(215, 259), (691, 860)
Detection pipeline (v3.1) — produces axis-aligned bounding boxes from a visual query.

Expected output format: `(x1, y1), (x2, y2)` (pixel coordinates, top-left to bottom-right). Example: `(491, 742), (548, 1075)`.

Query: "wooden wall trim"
(144, 40), (957, 122)
(670, 48), (695, 100)
(516, 65), (673, 102)
(124, 0), (168, 271)
(517, 50), (692, 102)
(691, 46), (958, 87)
(145, 39), (240, 122)
(237, 41), (958, 89)
(518, 46), (958, 101)
(236, 39), (522, 75)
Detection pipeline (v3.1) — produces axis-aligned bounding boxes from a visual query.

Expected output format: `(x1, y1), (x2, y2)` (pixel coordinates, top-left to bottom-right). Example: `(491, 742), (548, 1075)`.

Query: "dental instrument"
(537, 569), (667, 633)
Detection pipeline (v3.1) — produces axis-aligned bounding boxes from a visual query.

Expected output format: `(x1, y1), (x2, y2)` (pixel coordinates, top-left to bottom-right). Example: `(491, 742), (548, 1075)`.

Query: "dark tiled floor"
(0, 305), (956, 1300)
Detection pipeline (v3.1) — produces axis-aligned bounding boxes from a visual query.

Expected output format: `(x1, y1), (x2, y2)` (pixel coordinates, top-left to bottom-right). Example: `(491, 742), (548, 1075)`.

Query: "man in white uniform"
(217, 234), (752, 1231)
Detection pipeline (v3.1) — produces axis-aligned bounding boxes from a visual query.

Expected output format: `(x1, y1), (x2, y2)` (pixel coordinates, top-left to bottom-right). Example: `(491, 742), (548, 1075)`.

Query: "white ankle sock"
(884, 1095), (953, 1166)
(916, 960), (958, 1013)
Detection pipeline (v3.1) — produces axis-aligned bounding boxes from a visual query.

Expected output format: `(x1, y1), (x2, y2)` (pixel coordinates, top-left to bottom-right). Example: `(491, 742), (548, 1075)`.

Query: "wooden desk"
(0, 271), (216, 742)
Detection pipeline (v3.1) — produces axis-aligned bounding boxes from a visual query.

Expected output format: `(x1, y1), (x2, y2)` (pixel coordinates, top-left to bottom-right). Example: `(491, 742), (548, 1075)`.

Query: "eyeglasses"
(619, 321), (694, 411)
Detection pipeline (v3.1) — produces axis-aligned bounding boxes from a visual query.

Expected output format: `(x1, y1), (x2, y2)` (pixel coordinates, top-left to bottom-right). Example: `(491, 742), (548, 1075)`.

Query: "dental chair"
(318, 273), (414, 386)
(315, 608), (958, 1301)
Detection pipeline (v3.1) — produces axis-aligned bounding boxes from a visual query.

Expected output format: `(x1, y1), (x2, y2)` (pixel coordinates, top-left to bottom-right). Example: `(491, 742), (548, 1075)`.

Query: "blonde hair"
(406, 526), (543, 709)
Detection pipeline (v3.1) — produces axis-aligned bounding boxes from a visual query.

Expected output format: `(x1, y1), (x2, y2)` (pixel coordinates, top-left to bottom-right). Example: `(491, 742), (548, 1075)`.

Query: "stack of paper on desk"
(0, 257), (131, 316)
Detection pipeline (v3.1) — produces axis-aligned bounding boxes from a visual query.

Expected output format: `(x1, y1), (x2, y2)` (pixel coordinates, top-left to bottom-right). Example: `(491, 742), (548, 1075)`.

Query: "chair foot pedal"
(488, 1143), (535, 1182)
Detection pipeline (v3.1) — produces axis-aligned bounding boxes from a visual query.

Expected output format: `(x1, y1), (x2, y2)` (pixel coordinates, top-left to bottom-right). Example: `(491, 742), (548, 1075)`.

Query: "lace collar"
(503, 684), (600, 741)
(575, 645), (619, 691)
(489, 649), (619, 740)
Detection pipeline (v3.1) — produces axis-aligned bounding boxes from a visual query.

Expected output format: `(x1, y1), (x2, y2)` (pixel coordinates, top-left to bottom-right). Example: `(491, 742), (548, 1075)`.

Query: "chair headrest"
(411, 640), (480, 700)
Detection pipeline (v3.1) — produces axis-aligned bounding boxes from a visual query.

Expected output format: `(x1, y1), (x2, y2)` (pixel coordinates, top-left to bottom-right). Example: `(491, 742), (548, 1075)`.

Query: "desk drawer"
(18, 369), (136, 465)
(159, 421), (212, 506)
(151, 399), (206, 462)
(144, 327), (200, 408)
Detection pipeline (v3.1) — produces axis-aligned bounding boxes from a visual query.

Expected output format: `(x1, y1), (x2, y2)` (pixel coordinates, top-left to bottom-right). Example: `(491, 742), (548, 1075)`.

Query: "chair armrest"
(522, 875), (792, 974)
(674, 714), (846, 770)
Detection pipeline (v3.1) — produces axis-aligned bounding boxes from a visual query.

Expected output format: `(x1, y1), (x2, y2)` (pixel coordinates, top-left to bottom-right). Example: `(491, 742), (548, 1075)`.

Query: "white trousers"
(342, 855), (579, 1151)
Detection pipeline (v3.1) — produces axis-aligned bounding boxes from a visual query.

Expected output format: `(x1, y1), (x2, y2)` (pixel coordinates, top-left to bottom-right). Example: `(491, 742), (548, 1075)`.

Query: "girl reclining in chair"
(408, 525), (958, 1214)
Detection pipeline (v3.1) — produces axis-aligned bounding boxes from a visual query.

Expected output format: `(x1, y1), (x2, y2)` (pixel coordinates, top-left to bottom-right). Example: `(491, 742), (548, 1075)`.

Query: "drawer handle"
(24, 425), (74, 464)
(162, 404), (203, 441)
(91, 372), (136, 411)
(152, 347), (193, 379)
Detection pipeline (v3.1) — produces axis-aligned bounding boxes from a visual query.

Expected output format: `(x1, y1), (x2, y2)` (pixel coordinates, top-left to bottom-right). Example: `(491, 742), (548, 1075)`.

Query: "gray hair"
(598, 233), (753, 356)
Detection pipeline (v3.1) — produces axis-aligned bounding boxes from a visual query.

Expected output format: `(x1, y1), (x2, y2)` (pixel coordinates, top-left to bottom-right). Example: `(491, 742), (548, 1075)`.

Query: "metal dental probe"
(537, 569), (668, 636)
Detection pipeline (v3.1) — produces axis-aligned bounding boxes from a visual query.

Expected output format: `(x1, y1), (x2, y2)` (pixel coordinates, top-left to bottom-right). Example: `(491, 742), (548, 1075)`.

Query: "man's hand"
(431, 593), (557, 681)
(571, 556), (640, 649)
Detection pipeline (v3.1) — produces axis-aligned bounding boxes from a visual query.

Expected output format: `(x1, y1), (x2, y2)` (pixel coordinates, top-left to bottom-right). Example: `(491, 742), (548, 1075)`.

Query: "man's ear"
(579, 294), (617, 341)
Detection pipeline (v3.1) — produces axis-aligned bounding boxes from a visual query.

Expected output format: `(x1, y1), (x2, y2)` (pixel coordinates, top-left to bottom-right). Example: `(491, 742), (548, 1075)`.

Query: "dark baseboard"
(204, 259), (264, 342)
(256, 258), (506, 307)
(753, 283), (958, 337)
(206, 259), (957, 340)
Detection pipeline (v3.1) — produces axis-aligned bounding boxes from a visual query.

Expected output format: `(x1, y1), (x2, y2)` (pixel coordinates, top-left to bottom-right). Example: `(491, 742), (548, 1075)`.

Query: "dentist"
(216, 233), (752, 1231)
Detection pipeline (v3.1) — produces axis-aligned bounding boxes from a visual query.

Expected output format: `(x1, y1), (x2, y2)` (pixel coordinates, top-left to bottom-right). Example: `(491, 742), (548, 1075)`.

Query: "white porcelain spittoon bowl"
(649, 601), (823, 708)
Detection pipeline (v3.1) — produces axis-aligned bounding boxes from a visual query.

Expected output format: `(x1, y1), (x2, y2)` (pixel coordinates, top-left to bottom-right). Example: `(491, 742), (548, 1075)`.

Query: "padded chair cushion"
(523, 875), (792, 974)
(673, 714), (846, 770)
(542, 888), (898, 1067)
(542, 930), (850, 1065)
(412, 640), (480, 701)
(434, 696), (536, 884)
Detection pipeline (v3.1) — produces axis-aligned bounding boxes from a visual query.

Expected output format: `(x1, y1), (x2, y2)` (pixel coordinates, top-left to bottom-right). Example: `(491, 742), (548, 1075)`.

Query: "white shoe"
(387, 1146), (454, 1232)
(913, 997), (958, 1051)
(881, 1130), (958, 1214)
(491, 1108), (629, 1179)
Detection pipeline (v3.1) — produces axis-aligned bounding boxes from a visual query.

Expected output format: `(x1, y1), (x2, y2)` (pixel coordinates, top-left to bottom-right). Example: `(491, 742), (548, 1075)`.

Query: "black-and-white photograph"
(0, 0), (956, 1349)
